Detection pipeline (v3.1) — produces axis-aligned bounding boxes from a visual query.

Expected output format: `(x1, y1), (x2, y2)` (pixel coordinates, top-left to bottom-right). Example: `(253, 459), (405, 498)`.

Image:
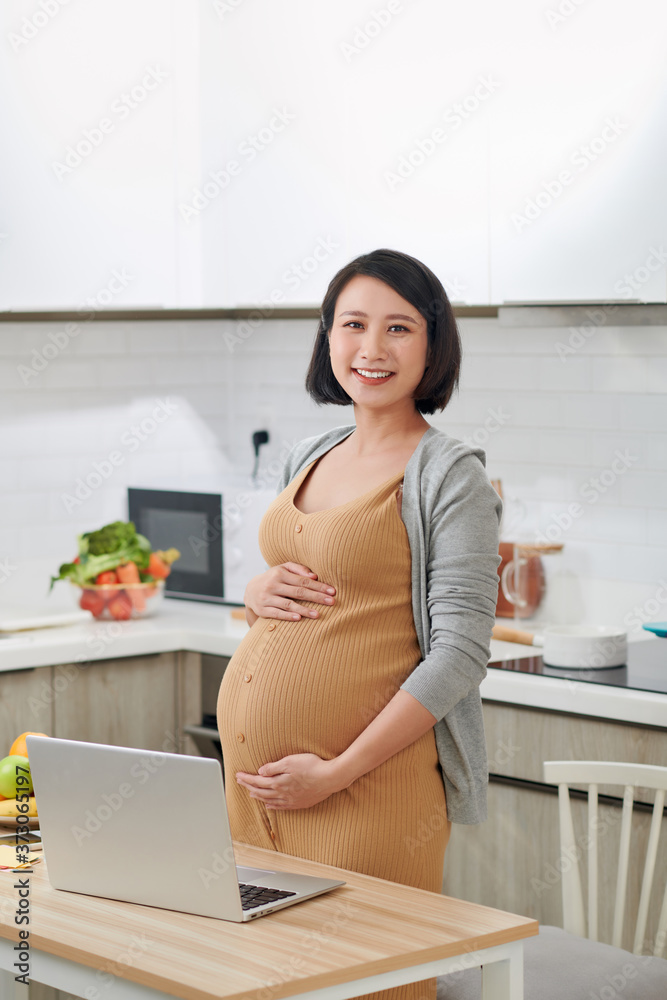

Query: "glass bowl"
(72, 580), (165, 620)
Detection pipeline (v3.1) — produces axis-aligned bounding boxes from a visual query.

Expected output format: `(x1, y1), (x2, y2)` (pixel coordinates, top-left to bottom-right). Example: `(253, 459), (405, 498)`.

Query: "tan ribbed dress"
(217, 457), (450, 1000)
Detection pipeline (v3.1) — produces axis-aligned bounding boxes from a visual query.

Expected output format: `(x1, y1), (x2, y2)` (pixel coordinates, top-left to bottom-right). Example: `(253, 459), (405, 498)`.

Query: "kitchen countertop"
(1, 600), (665, 728)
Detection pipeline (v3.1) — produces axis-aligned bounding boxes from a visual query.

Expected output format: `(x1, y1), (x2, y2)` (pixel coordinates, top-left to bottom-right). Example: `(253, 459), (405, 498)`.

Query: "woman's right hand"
(244, 562), (336, 623)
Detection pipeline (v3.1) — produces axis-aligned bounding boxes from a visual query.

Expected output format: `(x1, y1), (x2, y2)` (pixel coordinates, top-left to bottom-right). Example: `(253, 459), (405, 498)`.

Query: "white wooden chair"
(544, 759), (667, 956)
(438, 760), (667, 999)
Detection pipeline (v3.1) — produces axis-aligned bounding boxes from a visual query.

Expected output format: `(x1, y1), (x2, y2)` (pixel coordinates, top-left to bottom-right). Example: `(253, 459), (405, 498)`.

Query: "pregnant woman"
(217, 248), (501, 1000)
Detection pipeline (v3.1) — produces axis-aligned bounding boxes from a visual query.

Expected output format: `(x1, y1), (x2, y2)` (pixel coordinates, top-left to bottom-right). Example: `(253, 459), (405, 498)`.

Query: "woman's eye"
(343, 321), (364, 329)
(389, 325), (409, 333)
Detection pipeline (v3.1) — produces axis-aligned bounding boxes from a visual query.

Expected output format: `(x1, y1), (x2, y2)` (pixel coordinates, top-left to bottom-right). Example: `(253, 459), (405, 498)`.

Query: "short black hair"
(305, 248), (461, 415)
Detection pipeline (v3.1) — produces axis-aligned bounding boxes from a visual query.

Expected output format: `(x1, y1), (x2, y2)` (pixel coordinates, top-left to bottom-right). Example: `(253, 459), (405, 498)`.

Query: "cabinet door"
(52, 654), (178, 752)
(0, 667), (53, 742)
(483, 700), (667, 805)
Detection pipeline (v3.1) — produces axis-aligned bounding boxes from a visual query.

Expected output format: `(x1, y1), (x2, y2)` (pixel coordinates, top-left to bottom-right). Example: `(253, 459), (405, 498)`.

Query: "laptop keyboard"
(238, 882), (297, 910)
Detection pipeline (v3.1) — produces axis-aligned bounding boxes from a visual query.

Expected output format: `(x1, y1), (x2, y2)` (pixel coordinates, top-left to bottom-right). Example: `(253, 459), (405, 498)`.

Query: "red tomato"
(108, 591), (133, 621)
(148, 553), (170, 579)
(96, 571), (118, 585)
(79, 589), (106, 617)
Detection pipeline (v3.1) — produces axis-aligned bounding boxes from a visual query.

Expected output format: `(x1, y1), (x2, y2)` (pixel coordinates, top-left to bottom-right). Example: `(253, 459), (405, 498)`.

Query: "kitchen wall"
(1, 318), (666, 628)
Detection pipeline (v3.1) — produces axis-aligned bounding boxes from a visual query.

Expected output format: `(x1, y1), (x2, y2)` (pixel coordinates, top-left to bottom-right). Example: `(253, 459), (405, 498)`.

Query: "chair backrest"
(543, 760), (667, 957)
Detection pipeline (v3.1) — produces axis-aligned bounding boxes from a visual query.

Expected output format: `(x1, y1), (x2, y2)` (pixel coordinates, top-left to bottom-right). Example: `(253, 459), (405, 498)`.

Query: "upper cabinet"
(1, 0), (666, 309)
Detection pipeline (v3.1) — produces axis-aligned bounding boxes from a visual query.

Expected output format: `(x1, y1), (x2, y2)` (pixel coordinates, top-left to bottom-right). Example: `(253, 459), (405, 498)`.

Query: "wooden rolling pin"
(492, 624), (541, 646)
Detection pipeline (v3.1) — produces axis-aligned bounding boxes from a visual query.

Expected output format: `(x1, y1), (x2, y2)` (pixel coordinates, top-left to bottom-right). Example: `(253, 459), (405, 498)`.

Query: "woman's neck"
(347, 404), (430, 457)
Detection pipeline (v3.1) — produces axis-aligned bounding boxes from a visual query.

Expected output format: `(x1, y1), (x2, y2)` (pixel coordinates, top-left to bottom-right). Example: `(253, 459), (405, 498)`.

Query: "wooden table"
(0, 842), (537, 1000)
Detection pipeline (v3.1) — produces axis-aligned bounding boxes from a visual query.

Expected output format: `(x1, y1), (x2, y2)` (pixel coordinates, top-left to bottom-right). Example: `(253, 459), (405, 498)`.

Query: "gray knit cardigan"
(277, 423), (502, 824)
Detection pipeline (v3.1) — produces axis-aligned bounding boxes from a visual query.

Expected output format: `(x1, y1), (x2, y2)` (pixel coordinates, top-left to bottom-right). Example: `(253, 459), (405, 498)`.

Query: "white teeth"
(356, 369), (392, 379)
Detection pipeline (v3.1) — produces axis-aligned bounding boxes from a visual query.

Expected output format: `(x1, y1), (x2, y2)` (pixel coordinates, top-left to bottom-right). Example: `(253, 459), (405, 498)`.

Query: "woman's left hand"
(236, 754), (347, 810)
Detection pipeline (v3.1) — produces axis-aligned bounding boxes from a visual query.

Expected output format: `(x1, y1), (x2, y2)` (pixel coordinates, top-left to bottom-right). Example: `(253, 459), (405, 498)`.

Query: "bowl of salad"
(50, 521), (180, 621)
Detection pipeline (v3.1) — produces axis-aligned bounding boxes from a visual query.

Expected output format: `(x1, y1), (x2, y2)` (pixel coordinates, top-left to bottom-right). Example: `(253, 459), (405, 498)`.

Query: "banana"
(0, 797), (38, 818)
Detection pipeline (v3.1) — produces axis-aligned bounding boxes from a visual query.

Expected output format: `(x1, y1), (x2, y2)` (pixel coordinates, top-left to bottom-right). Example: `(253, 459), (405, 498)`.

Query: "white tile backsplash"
(538, 356), (592, 391)
(70, 329), (128, 354)
(536, 430), (589, 466)
(128, 326), (180, 354)
(559, 393), (619, 430)
(1, 316), (666, 623)
(619, 394), (667, 431)
(593, 356), (648, 393)
(647, 357), (667, 393)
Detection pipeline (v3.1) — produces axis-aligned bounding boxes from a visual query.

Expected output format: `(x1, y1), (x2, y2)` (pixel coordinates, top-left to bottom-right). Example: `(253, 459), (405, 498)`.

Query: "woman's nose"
(359, 327), (387, 359)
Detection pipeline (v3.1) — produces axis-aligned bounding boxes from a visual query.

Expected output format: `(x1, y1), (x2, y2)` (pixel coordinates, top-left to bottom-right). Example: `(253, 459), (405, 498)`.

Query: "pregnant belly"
(217, 611), (421, 771)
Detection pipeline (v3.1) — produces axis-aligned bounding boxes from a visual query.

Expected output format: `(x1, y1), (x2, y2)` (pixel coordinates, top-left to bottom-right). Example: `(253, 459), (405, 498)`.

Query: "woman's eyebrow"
(338, 309), (420, 324)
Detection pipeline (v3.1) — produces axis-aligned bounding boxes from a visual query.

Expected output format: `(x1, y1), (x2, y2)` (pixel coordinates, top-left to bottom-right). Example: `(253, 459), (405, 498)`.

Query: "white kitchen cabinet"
(3, 1), (666, 309)
(199, 0), (667, 307)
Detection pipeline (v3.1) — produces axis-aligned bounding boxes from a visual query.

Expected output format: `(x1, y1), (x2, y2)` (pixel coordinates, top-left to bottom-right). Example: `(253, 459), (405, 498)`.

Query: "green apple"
(0, 755), (33, 799)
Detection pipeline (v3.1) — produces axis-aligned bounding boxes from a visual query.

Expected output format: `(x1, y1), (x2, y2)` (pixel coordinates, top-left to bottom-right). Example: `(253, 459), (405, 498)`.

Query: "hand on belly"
(236, 752), (346, 810)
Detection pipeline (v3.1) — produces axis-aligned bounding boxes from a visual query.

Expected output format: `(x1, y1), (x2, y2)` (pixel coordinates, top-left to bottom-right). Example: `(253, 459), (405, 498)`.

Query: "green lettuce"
(50, 521), (151, 589)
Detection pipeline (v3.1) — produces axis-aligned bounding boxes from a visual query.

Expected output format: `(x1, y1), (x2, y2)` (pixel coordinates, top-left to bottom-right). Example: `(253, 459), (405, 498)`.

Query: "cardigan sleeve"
(400, 453), (502, 720)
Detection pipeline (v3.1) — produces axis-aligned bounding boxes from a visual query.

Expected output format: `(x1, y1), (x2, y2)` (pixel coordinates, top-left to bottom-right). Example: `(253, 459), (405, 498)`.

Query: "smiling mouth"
(353, 368), (395, 383)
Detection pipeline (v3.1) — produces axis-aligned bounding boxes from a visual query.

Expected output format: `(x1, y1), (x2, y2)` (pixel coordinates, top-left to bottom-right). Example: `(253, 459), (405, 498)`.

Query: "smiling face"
(328, 275), (429, 415)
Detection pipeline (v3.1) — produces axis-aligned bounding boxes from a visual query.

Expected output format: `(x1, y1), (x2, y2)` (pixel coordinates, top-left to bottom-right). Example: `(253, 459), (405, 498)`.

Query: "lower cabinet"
(0, 667), (54, 744)
(54, 650), (202, 754)
(51, 653), (180, 751)
(1, 652), (203, 756)
(442, 700), (667, 954)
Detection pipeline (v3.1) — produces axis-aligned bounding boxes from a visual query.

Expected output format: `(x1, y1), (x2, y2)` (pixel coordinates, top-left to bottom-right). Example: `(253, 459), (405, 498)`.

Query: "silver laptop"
(26, 736), (344, 921)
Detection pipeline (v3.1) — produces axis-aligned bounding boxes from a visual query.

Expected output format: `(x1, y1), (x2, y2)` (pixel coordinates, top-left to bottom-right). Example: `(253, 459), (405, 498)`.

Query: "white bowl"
(542, 625), (627, 669)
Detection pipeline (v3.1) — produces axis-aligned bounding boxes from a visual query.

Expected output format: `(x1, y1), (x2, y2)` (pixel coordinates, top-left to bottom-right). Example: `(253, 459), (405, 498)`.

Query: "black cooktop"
(489, 637), (667, 696)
